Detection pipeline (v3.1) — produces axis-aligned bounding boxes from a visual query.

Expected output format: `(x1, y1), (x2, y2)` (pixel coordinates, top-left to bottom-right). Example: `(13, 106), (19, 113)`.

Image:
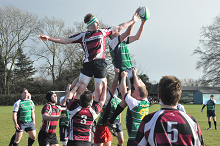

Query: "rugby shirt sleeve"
(13, 100), (20, 112)
(109, 36), (120, 50)
(69, 33), (84, 43)
(125, 93), (139, 110)
(41, 104), (50, 115)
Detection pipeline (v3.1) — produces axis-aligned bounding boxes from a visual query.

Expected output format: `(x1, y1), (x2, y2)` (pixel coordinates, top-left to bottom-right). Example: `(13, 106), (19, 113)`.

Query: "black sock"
(28, 137), (35, 146)
(109, 105), (124, 124)
(214, 121), (217, 129)
(208, 121), (211, 128)
(13, 142), (18, 146)
(9, 133), (16, 146)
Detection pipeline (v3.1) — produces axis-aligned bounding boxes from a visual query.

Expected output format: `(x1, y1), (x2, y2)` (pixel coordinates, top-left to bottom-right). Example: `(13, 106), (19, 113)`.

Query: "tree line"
(1, 5), (219, 96)
(0, 5), (153, 95)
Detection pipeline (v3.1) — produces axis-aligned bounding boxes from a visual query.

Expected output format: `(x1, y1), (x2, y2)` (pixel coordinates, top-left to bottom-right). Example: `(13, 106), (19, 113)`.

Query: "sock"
(28, 137), (35, 146)
(208, 121), (211, 128)
(13, 142), (18, 146)
(214, 121), (217, 129)
(109, 105), (124, 124)
(9, 133), (16, 146)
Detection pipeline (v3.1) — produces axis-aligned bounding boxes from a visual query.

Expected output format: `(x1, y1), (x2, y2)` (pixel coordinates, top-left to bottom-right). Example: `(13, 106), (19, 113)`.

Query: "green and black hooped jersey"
(59, 96), (70, 127)
(204, 99), (216, 111)
(97, 91), (121, 125)
(125, 93), (150, 141)
(109, 36), (133, 71)
(13, 99), (34, 123)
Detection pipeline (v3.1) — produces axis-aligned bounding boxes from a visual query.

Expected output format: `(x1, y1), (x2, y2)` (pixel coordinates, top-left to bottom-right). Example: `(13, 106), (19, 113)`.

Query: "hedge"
(0, 92), (66, 106)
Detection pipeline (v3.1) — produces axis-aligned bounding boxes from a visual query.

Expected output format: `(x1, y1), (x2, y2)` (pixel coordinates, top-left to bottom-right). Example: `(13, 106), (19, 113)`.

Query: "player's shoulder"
(14, 99), (21, 104)
(142, 111), (157, 123)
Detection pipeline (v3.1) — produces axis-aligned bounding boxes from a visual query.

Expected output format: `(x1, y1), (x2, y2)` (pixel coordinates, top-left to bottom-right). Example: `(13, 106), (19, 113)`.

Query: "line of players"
(9, 6), (216, 146)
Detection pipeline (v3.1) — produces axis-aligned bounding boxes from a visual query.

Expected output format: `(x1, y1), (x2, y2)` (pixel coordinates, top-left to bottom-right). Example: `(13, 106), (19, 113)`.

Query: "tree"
(12, 47), (36, 93)
(138, 74), (153, 91)
(0, 5), (40, 94)
(180, 78), (199, 87)
(193, 13), (220, 86)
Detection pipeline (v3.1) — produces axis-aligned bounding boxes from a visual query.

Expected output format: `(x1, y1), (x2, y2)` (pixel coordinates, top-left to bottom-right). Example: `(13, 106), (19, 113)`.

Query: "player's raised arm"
(129, 19), (146, 43)
(38, 35), (72, 44)
(119, 71), (128, 98)
(109, 68), (120, 95)
(112, 7), (141, 35)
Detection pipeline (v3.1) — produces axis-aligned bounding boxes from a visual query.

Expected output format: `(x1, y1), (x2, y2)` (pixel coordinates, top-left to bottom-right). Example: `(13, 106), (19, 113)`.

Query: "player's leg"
(213, 111), (217, 130)
(14, 132), (23, 145)
(60, 125), (68, 146)
(117, 132), (124, 146)
(104, 141), (112, 146)
(74, 73), (91, 100)
(114, 120), (124, 146)
(27, 130), (36, 146)
(207, 116), (212, 130)
(8, 133), (16, 146)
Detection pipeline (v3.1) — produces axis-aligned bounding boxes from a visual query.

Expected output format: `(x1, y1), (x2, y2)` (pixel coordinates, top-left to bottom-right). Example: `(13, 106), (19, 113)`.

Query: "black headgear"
(46, 91), (55, 103)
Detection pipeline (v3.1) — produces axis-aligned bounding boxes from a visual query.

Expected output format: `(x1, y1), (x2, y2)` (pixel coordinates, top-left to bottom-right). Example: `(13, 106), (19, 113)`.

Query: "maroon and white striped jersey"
(135, 108), (204, 146)
(40, 103), (61, 133)
(68, 101), (102, 142)
(69, 28), (112, 63)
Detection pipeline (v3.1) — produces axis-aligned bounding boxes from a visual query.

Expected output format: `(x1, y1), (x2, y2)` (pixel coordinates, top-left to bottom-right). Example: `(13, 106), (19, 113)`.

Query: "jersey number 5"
(167, 121), (178, 143)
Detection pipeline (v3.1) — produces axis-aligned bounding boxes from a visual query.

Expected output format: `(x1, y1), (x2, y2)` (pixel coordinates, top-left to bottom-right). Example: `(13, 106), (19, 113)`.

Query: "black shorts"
(127, 139), (137, 146)
(81, 59), (107, 78)
(207, 110), (216, 117)
(16, 121), (35, 132)
(67, 140), (91, 146)
(59, 125), (69, 141)
(38, 130), (58, 146)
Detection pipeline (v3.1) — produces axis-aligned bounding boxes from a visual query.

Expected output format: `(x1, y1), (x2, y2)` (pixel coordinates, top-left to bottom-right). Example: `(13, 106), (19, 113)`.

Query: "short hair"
(80, 91), (93, 107)
(138, 86), (148, 99)
(210, 95), (214, 97)
(20, 88), (28, 94)
(84, 13), (94, 24)
(158, 76), (182, 106)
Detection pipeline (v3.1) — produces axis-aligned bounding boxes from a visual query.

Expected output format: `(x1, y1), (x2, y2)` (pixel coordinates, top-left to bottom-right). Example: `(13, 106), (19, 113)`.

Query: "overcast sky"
(2, 0), (220, 83)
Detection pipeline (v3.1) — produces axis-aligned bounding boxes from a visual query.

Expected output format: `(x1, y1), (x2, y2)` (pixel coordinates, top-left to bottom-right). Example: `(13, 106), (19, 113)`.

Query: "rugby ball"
(139, 6), (150, 20)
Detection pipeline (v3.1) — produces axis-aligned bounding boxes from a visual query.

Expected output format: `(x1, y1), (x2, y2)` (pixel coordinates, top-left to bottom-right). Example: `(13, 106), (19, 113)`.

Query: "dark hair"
(46, 91), (55, 103)
(158, 76), (182, 106)
(84, 13), (94, 23)
(20, 88), (28, 94)
(210, 95), (214, 97)
(138, 86), (148, 98)
(80, 91), (93, 107)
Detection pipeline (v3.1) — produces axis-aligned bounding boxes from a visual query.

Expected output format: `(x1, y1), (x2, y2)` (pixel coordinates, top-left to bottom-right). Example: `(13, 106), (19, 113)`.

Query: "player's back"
(135, 109), (204, 146)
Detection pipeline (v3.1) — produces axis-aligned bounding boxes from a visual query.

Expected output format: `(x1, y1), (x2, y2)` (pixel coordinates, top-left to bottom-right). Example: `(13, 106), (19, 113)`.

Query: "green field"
(0, 104), (219, 146)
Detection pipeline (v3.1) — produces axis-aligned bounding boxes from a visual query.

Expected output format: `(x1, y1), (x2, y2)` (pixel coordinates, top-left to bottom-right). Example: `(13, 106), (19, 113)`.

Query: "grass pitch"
(0, 104), (219, 146)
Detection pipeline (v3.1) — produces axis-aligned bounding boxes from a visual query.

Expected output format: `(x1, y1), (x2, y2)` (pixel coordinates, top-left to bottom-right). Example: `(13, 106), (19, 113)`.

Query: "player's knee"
(118, 138), (124, 145)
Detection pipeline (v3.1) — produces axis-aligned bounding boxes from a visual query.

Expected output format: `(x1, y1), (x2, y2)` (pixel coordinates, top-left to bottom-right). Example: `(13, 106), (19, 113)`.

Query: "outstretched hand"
(38, 35), (49, 41)
(132, 6), (141, 22)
